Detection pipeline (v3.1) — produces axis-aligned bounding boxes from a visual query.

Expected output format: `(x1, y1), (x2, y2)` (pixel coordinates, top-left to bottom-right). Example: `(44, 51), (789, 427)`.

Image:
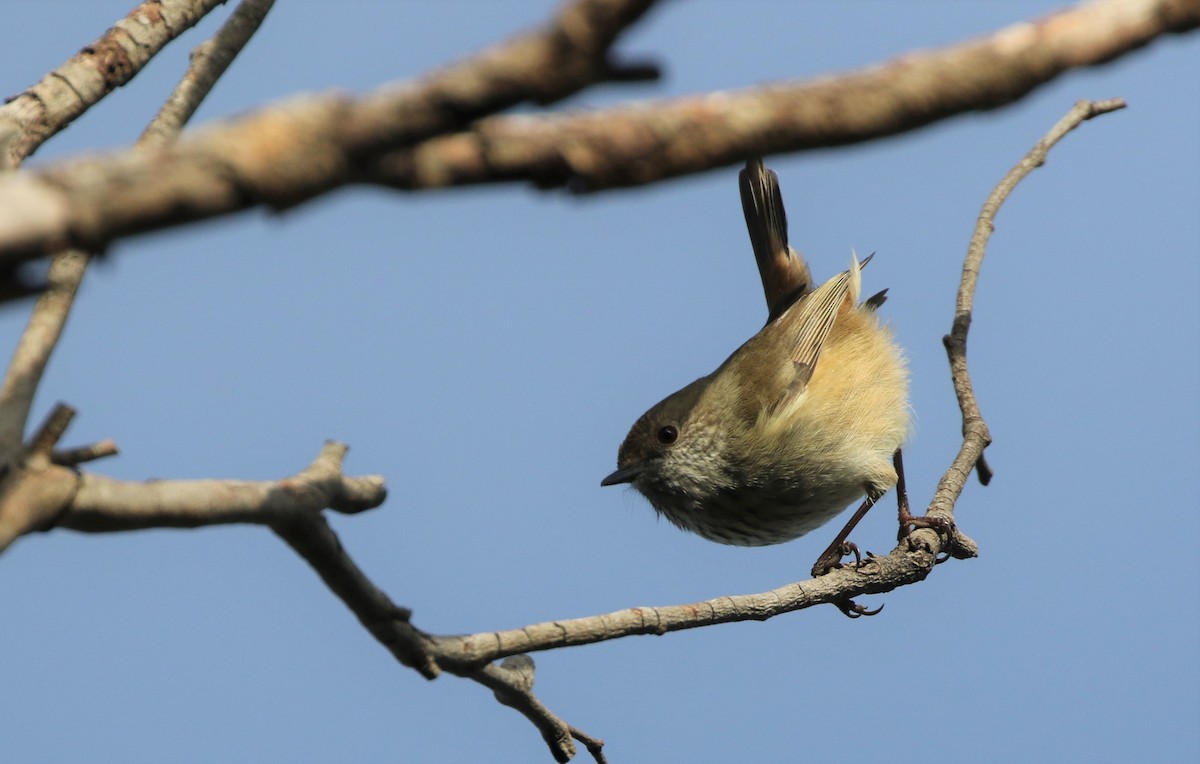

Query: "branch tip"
(974, 454), (993, 485)
(300, 441), (356, 486)
(28, 402), (76, 458)
(569, 725), (608, 764)
(1081, 97), (1127, 118)
(52, 438), (119, 466)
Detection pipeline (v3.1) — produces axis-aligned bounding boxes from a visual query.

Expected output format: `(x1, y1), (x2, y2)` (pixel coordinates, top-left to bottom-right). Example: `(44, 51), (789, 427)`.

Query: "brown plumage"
(602, 162), (909, 547)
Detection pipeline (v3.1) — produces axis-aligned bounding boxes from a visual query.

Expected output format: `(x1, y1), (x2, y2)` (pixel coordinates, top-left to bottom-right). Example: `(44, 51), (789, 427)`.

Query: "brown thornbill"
(602, 159), (909, 571)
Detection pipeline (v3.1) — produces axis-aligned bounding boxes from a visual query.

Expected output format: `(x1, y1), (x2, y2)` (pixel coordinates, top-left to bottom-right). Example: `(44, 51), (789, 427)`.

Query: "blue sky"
(1, 2), (1197, 762)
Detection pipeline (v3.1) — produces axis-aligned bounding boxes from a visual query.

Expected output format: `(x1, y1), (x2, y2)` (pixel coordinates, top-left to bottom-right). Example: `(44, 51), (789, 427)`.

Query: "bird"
(602, 159), (910, 578)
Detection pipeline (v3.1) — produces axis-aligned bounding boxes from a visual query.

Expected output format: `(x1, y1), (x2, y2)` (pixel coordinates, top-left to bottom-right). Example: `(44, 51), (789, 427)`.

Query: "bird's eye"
(656, 425), (678, 445)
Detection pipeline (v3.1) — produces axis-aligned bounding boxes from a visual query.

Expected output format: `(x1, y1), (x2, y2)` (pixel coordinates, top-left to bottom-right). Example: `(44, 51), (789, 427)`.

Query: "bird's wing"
(768, 254), (865, 415)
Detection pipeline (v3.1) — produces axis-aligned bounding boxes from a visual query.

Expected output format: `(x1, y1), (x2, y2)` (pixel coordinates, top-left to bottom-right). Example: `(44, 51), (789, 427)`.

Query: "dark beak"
(600, 464), (642, 487)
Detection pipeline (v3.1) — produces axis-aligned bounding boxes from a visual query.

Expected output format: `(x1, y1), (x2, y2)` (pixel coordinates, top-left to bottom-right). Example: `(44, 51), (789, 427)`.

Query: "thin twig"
(569, 727), (608, 764)
(141, 0), (277, 144)
(51, 439), (120, 466)
(430, 540), (948, 667)
(270, 504), (439, 680)
(477, 658), (577, 764)
(933, 98), (1126, 513)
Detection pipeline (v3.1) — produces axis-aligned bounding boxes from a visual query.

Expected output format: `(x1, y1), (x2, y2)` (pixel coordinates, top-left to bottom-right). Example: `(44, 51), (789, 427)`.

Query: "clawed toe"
(834, 598), (884, 618)
(811, 540), (862, 578)
(898, 512), (954, 543)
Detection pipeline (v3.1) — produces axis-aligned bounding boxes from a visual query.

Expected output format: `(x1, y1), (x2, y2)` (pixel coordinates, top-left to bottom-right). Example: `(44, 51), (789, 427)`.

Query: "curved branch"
(935, 97), (1126, 505)
(475, 655), (607, 762)
(0, 0), (1191, 264)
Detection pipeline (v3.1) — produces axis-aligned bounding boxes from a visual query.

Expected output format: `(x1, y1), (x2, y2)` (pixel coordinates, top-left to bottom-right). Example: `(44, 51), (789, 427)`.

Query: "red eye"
(656, 425), (678, 445)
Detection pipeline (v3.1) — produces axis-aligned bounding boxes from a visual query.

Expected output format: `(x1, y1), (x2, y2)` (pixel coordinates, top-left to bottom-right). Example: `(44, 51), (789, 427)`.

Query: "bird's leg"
(810, 491), (879, 578)
(813, 492), (886, 618)
(894, 448), (953, 555)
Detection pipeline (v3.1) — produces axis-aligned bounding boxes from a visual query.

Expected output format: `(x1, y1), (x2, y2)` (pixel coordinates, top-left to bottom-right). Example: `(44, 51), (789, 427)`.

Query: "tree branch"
(477, 657), (579, 764)
(51, 438), (120, 467)
(141, 0), (277, 144)
(0, 0), (229, 169)
(62, 441), (384, 531)
(0, 0), (276, 459)
(364, 0), (1194, 192)
(937, 97), (1126, 502)
(0, 0), (1190, 266)
(0, 252), (88, 455)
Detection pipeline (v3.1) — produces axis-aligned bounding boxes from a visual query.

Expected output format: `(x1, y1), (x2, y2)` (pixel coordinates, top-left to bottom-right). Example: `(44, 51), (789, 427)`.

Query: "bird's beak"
(600, 464), (642, 487)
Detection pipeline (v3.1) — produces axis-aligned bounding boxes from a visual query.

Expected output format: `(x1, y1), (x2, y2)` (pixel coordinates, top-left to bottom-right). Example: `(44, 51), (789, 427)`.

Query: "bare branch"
(475, 657), (579, 764)
(61, 441), (385, 531)
(26, 401), (75, 459)
(935, 98), (1126, 508)
(0, 461), (77, 553)
(0, 0), (1149, 756)
(49, 442), (430, 682)
(472, 655), (608, 763)
(0, 252), (88, 455)
(0, 0), (276, 459)
(0, 0), (1190, 265)
(268, 489), (441, 681)
(365, 0), (1190, 191)
(141, 0), (277, 144)
(0, 405), (81, 552)
(0, 0), (228, 169)
(51, 438), (120, 466)
(0, 0), (663, 262)
(568, 727), (608, 764)
(432, 536), (948, 667)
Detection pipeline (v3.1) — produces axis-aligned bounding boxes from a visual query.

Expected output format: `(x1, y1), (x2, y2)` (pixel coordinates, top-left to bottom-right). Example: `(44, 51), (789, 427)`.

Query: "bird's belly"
(658, 479), (867, 547)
